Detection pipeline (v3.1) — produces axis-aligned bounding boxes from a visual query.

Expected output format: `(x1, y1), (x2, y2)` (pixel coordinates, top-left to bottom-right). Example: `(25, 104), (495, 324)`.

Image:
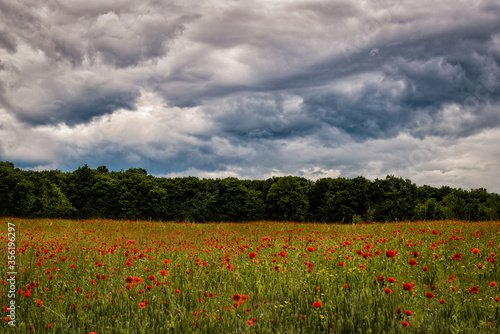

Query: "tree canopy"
(1, 161), (499, 222)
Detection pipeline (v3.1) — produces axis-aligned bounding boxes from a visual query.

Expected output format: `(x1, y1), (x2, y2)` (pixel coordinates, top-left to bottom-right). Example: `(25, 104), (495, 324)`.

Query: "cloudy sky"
(1, 0), (500, 192)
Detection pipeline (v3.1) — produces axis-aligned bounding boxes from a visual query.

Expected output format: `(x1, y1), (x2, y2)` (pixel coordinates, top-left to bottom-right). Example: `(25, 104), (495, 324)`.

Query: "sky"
(1, 0), (500, 192)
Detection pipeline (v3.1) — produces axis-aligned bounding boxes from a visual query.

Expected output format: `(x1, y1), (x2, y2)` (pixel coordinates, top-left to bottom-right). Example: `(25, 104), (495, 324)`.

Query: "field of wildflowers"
(1, 218), (499, 333)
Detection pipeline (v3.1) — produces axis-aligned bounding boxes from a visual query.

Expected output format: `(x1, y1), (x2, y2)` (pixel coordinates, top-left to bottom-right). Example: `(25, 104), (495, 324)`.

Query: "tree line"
(1, 161), (499, 222)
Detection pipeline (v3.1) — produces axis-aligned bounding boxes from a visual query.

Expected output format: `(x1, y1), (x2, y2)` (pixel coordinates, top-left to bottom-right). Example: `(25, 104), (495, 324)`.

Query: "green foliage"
(265, 176), (310, 221)
(1, 161), (499, 222)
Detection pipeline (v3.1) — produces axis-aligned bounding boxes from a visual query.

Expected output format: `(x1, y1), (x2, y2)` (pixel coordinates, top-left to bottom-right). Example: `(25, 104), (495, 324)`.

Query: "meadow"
(1, 218), (499, 333)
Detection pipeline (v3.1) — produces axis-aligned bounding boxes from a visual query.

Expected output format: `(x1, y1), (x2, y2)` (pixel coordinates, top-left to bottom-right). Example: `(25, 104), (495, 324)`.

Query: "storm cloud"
(1, 0), (500, 192)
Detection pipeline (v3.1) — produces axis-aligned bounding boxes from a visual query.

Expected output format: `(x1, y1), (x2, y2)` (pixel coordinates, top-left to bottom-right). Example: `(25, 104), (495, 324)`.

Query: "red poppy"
(359, 264), (365, 270)
(470, 286), (479, 294)
(160, 270), (166, 276)
(452, 253), (462, 261)
(279, 251), (286, 258)
(246, 320), (253, 326)
(388, 277), (396, 283)
(403, 283), (414, 291)
(477, 264), (483, 269)
(307, 247), (314, 252)
(232, 294), (240, 301)
(377, 276), (384, 282)
(402, 321), (409, 327)
(36, 299), (44, 308)
(451, 287), (456, 292)
(344, 284), (349, 290)
(489, 281), (497, 287)
(139, 302), (145, 308)
(412, 251), (419, 258)
(405, 310), (413, 316)
(426, 292), (434, 299)
(409, 259), (417, 266)
(338, 262), (345, 267)
(495, 297), (500, 302)
(312, 301), (322, 308)
(422, 267), (428, 272)
(385, 288), (392, 295)
(248, 252), (257, 259)
(148, 275), (155, 281)
(386, 250), (397, 258)
(439, 299), (445, 305)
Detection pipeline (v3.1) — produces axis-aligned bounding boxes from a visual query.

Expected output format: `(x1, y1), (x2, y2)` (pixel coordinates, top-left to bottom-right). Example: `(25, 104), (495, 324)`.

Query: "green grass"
(1, 218), (499, 333)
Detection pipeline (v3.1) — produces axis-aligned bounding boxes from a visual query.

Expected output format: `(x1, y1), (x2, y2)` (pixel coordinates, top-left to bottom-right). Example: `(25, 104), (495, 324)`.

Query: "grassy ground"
(1, 218), (499, 333)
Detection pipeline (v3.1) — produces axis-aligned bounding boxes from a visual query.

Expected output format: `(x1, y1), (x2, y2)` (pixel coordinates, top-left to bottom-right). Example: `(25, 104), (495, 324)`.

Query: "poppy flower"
(307, 247), (314, 252)
(246, 320), (253, 326)
(388, 277), (396, 283)
(385, 288), (392, 295)
(338, 262), (345, 267)
(495, 297), (500, 302)
(402, 321), (409, 327)
(139, 302), (145, 308)
(470, 286), (479, 294)
(412, 251), (419, 258)
(426, 292), (434, 299)
(452, 253), (462, 261)
(489, 282), (497, 287)
(248, 252), (257, 259)
(386, 250), (397, 258)
(403, 283), (414, 291)
(312, 301), (322, 308)
(471, 248), (480, 254)
(409, 259), (417, 266)
(36, 299), (44, 308)
(405, 310), (413, 316)
(477, 264), (483, 269)
(451, 287), (456, 292)
(344, 284), (349, 290)
(439, 299), (445, 305)
(377, 276), (384, 282)
(232, 294), (240, 301)
(359, 264), (365, 270)
(422, 267), (428, 272)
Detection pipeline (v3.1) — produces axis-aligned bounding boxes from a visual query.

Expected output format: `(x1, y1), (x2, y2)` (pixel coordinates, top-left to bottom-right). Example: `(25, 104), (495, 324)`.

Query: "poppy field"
(1, 218), (499, 333)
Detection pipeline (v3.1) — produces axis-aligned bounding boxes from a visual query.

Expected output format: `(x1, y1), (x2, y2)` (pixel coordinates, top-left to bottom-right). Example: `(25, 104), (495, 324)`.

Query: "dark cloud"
(0, 30), (17, 53)
(1, 0), (500, 192)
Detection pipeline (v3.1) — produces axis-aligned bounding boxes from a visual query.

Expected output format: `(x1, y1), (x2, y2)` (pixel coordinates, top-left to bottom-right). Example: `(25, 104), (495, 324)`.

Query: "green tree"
(265, 176), (310, 221)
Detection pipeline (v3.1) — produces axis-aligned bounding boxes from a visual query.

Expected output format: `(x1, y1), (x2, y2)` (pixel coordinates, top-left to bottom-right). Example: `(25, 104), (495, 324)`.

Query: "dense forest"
(1, 161), (499, 222)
